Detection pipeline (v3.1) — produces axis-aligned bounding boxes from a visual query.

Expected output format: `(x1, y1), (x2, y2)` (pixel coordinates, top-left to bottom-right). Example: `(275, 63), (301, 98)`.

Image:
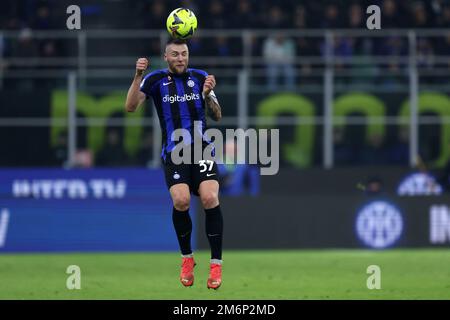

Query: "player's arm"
(125, 58), (148, 112)
(202, 75), (222, 122)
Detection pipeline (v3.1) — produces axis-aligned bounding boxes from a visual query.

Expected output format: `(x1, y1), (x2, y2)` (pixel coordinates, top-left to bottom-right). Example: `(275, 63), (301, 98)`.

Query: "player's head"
(164, 39), (189, 74)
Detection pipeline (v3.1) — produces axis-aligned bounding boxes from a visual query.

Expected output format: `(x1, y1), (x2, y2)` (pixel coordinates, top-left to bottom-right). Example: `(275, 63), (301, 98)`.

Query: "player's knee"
(200, 191), (219, 209)
(172, 193), (190, 211)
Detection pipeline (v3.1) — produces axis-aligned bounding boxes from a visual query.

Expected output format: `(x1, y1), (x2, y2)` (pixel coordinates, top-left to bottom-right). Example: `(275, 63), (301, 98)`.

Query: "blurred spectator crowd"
(2, 0), (450, 71)
(2, 0), (450, 90)
(138, 0), (450, 30)
(2, 0), (450, 31)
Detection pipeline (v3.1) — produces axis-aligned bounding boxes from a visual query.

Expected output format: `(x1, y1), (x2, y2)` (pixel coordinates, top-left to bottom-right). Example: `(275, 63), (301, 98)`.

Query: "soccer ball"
(166, 8), (197, 40)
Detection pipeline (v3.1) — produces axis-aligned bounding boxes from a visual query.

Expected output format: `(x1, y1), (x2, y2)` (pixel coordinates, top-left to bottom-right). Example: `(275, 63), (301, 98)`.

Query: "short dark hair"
(166, 38), (188, 47)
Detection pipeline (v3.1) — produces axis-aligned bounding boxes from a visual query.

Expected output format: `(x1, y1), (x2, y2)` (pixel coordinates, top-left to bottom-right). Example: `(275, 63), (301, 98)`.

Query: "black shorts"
(162, 154), (219, 196)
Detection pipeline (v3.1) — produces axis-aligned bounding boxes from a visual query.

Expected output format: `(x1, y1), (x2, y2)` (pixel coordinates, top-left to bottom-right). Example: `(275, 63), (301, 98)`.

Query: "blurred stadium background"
(1, 0), (450, 299)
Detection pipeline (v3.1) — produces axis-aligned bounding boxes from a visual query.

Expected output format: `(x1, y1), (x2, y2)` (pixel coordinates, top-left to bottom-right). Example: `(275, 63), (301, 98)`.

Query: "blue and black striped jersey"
(139, 68), (211, 160)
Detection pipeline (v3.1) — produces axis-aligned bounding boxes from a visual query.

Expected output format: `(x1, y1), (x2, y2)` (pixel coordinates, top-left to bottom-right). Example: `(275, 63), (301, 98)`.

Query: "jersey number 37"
(199, 160), (214, 172)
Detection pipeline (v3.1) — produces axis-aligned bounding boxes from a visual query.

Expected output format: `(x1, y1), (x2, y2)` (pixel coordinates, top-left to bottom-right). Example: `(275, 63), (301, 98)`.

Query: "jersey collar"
(167, 68), (190, 80)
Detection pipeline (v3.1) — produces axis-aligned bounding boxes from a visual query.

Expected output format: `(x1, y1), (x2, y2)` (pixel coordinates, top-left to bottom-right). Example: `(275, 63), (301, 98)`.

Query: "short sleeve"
(139, 70), (166, 100)
(190, 68), (208, 88)
(139, 76), (153, 100)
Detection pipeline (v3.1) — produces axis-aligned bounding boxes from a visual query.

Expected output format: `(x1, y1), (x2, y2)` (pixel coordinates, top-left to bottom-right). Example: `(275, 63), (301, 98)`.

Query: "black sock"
(205, 205), (223, 260)
(172, 207), (193, 256)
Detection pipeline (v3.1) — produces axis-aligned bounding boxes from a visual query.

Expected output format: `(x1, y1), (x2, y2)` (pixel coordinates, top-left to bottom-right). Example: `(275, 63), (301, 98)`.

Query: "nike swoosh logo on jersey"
(206, 173), (216, 177)
(163, 82), (173, 86)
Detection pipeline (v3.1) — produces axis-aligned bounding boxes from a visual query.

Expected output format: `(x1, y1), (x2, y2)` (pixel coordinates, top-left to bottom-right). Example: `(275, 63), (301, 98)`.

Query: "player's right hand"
(136, 58), (149, 76)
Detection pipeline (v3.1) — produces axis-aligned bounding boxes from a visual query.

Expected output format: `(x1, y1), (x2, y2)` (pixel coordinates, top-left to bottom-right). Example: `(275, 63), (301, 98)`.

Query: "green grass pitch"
(1, 249), (449, 299)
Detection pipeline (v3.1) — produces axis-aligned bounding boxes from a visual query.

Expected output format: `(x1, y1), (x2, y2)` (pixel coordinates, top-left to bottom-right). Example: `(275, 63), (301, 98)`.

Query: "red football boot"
(207, 263), (222, 290)
(180, 257), (196, 287)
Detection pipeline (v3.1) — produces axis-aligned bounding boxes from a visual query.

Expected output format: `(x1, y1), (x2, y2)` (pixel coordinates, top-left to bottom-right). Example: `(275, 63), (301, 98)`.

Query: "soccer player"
(125, 39), (224, 289)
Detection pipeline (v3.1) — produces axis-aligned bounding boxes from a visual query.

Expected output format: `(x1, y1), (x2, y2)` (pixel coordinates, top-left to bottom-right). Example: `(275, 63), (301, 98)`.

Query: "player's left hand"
(203, 75), (216, 96)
